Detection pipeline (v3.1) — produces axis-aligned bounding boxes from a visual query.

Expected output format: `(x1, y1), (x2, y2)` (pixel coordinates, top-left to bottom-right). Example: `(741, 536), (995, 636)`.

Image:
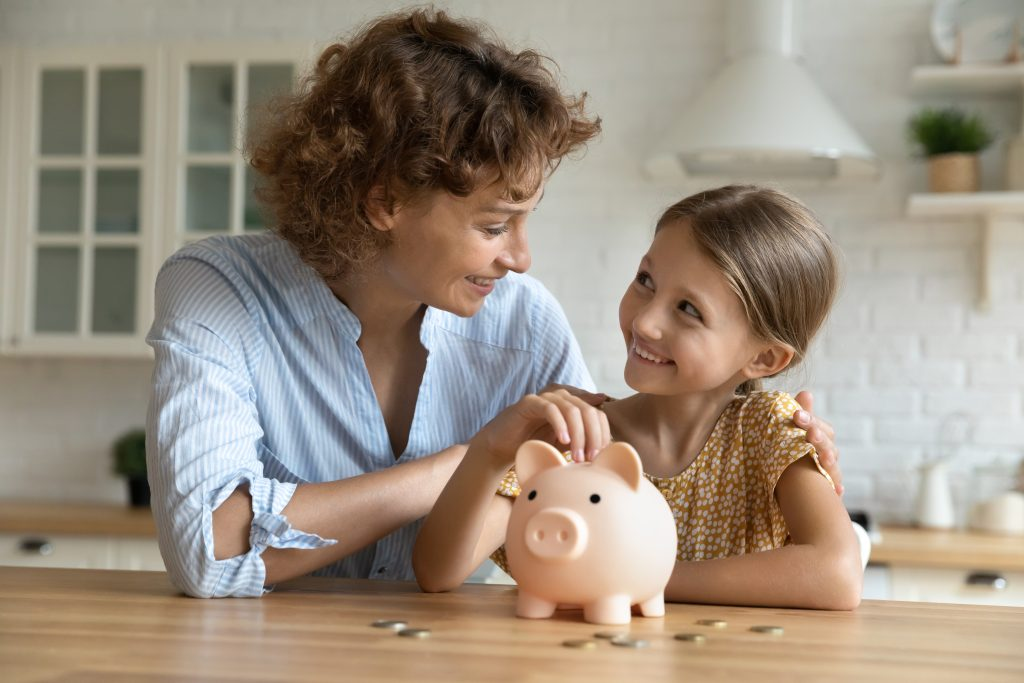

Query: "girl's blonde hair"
(656, 185), (840, 395)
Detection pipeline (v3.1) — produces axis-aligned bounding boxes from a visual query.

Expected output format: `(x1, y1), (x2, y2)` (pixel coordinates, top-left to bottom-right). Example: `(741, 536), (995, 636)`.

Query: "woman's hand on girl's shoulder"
(792, 390), (843, 496)
(470, 386), (611, 469)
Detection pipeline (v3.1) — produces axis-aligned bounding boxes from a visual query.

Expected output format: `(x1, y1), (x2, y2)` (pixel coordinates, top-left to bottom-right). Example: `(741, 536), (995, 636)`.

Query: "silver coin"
(749, 625), (784, 636)
(562, 639), (598, 650)
(397, 627), (432, 639)
(610, 635), (650, 649)
(674, 633), (707, 643)
(696, 618), (728, 629)
(371, 619), (408, 630)
(594, 631), (627, 640)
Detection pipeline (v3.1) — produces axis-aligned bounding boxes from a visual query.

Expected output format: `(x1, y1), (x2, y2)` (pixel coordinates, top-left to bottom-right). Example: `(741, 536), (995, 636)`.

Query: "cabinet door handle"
(965, 571), (1007, 590)
(18, 537), (54, 555)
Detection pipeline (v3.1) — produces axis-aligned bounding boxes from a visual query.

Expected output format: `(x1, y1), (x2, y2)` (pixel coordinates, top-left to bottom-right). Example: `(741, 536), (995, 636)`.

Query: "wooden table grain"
(1, 567), (1023, 682)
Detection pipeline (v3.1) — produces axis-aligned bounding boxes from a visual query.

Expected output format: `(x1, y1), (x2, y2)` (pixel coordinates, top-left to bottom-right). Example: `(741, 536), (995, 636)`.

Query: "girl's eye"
(634, 270), (653, 289)
(679, 300), (702, 319)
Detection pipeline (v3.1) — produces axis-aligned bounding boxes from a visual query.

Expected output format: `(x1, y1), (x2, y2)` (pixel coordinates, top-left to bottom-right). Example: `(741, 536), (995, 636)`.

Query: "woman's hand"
(470, 386), (610, 469)
(793, 391), (843, 495)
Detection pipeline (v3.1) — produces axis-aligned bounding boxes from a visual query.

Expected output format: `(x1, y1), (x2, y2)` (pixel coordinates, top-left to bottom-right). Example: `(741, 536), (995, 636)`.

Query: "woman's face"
(618, 219), (762, 397)
(377, 181), (543, 317)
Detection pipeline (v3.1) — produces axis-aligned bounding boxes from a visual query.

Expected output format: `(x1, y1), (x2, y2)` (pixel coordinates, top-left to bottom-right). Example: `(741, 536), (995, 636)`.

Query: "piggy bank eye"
(590, 494), (601, 504)
(527, 490), (537, 500)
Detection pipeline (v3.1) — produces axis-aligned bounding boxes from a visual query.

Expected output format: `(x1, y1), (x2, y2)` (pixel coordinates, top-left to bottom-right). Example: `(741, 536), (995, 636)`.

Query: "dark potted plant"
(907, 107), (994, 192)
(112, 429), (149, 507)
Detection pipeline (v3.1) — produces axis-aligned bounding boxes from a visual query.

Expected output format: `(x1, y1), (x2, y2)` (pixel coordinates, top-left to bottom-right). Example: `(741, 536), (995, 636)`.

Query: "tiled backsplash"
(1, 0), (1022, 523)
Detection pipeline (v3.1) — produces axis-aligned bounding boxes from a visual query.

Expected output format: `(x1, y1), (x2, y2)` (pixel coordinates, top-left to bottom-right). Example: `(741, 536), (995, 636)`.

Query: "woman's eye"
(679, 300), (702, 319)
(483, 224), (510, 237)
(634, 271), (653, 289)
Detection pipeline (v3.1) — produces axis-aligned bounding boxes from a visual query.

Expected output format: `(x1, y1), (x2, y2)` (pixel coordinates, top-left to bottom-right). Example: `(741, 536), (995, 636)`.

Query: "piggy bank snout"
(523, 507), (589, 562)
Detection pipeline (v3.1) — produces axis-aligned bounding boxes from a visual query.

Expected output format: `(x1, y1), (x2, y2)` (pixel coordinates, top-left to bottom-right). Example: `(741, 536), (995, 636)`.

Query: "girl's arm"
(665, 457), (863, 610)
(414, 387), (610, 592)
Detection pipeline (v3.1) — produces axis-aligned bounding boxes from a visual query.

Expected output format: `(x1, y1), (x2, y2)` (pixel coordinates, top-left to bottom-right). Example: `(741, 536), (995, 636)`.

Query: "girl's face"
(618, 219), (768, 398)
(374, 181), (542, 317)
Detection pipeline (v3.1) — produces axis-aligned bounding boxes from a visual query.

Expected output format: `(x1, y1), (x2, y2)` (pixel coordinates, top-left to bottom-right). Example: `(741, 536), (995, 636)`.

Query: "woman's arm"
(665, 457), (863, 610)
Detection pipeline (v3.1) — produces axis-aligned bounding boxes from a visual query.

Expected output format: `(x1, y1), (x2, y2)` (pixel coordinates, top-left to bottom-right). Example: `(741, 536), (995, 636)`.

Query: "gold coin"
(610, 635), (650, 649)
(674, 633), (707, 643)
(750, 625), (784, 635)
(397, 628), (431, 639)
(594, 631), (627, 640)
(371, 619), (408, 630)
(562, 639), (598, 650)
(696, 618), (728, 629)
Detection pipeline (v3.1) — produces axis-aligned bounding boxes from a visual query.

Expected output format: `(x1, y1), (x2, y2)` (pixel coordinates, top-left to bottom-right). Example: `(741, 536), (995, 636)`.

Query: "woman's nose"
(498, 228), (531, 273)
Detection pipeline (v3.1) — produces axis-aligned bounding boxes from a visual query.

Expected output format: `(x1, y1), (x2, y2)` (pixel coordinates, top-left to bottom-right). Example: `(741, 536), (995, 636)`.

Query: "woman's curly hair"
(247, 8), (601, 281)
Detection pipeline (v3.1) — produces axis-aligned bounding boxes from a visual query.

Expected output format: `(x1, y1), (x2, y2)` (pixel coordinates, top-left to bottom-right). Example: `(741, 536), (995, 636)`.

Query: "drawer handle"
(18, 537), (54, 556)
(965, 572), (1007, 590)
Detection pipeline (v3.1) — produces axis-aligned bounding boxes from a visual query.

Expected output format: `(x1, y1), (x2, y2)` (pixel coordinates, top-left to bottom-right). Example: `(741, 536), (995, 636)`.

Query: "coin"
(674, 633), (707, 643)
(696, 618), (728, 629)
(610, 635), (650, 649)
(562, 639), (598, 650)
(371, 619), (408, 630)
(594, 631), (627, 640)
(750, 625), (784, 635)
(397, 628), (431, 639)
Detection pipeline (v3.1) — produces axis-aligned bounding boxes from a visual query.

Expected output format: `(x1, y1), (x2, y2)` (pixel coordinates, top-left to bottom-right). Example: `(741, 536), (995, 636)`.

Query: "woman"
(146, 8), (840, 598)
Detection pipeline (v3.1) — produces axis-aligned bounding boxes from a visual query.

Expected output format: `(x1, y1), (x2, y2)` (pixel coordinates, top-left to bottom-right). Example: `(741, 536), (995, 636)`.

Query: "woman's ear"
(365, 186), (397, 232)
(742, 343), (795, 380)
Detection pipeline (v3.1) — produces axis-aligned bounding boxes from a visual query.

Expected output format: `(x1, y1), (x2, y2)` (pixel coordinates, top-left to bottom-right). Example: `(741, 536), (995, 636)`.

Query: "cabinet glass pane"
(37, 169), (82, 234)
(187, 65), (233, 153)
(243, 167), (270, 232)
(98, 68), (142, 155)
(185, 165), (230, 232)
(40, 69), (84, 155)
(35, 247), (80, 333)
(92, 247), (137, 333)
(245, 63), (292, 135)
(95, 169), (140, 234)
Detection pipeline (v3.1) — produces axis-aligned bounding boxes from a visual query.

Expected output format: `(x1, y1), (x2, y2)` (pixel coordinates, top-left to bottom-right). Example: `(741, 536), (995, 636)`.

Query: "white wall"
(1, 0), (1022, 523)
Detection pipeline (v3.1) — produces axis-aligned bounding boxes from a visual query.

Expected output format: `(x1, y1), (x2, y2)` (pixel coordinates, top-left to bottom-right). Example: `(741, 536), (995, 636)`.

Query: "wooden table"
(2, 567), (1023, 682)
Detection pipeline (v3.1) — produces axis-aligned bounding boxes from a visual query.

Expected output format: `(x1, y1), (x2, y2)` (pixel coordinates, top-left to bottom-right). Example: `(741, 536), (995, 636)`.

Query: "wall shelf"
(910, 64), (1024, 98)
(906, 192), (1024, 310)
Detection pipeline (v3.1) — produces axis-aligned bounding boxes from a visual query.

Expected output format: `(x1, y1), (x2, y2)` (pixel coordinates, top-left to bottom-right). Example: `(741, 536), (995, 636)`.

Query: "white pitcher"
(915, 460), (955, 529)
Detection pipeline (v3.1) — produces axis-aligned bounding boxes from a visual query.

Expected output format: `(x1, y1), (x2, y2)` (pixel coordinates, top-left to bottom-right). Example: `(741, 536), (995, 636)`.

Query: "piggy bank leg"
(637, 592), (665, 618)
(516, 590), (557, 619)
(583, 594), (632, 625)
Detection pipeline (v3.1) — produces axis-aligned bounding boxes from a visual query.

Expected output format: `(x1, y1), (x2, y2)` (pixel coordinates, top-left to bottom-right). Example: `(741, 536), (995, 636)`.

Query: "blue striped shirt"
(146, 233), (593, 598)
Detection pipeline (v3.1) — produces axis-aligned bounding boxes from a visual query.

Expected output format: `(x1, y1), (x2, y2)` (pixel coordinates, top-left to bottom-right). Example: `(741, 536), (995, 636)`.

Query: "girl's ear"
(742, 343), (795, 380)
(365, 186), (397, 232)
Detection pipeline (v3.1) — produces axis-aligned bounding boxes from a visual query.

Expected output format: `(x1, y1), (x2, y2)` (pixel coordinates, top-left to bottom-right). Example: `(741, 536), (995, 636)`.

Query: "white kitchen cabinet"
(889, 566), (1024, 607)
(0, 532), (164, 571)
(0, 46), (16, 353)
(163, 45), (308, 255)
(7, 47), (161, 356)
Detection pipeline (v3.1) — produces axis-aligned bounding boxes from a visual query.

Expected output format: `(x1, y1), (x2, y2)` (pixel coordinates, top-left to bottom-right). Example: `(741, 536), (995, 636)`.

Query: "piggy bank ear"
(593, 442), (643, 491)
(514, 440), (567, 484)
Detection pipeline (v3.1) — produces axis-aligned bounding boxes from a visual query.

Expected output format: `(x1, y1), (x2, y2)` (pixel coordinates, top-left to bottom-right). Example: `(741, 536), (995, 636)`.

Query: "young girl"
(414, 185), (862, 610)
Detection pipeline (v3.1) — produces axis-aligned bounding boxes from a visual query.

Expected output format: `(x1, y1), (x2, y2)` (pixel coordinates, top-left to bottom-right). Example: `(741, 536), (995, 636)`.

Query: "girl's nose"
(632, 302), (664, 340)
(497, 228), (531, 273)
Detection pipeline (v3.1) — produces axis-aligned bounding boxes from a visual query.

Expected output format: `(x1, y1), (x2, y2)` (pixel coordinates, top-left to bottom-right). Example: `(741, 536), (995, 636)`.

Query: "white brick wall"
(1, 0), (1021, 524)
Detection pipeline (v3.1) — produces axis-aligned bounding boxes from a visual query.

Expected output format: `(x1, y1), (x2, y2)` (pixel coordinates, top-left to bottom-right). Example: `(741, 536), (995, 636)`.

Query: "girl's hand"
(793, 391), (843, 496)
(470, 387), (611, 468)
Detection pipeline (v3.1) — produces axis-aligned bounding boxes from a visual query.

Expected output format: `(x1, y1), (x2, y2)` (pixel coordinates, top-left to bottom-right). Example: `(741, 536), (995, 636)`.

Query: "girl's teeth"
(635, 344), (669, 364)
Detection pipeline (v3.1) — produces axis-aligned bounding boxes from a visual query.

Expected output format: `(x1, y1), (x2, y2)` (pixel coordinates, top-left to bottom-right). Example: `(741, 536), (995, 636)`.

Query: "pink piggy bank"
(504, 440), (677, 625)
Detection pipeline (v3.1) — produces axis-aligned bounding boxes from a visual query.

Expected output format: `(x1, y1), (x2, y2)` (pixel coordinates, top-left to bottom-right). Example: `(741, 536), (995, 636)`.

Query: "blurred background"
(0, 0), (1022, 602)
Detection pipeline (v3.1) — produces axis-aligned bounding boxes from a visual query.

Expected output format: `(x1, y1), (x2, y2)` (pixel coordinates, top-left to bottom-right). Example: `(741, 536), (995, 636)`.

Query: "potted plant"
(907, 107), (993, 192)
(112, 429), (149, 507)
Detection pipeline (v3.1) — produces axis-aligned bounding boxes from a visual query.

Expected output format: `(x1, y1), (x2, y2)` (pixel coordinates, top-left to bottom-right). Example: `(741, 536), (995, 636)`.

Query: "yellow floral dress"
(491, 391), (833, 572)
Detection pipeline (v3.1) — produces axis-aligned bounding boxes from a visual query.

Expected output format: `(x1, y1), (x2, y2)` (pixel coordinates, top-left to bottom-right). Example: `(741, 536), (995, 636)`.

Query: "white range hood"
(646, 0), (879, 181)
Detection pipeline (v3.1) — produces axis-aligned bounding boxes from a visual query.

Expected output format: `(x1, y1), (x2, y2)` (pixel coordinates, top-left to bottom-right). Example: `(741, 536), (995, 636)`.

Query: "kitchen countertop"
(873, 525), (1024, 571)
(1, 567), (1023, 682)
(0, 500), (155, 537)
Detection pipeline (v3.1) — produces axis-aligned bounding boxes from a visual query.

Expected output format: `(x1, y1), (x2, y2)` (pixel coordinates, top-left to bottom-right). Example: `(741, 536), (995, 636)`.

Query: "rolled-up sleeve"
(146, 254), (334, 598)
